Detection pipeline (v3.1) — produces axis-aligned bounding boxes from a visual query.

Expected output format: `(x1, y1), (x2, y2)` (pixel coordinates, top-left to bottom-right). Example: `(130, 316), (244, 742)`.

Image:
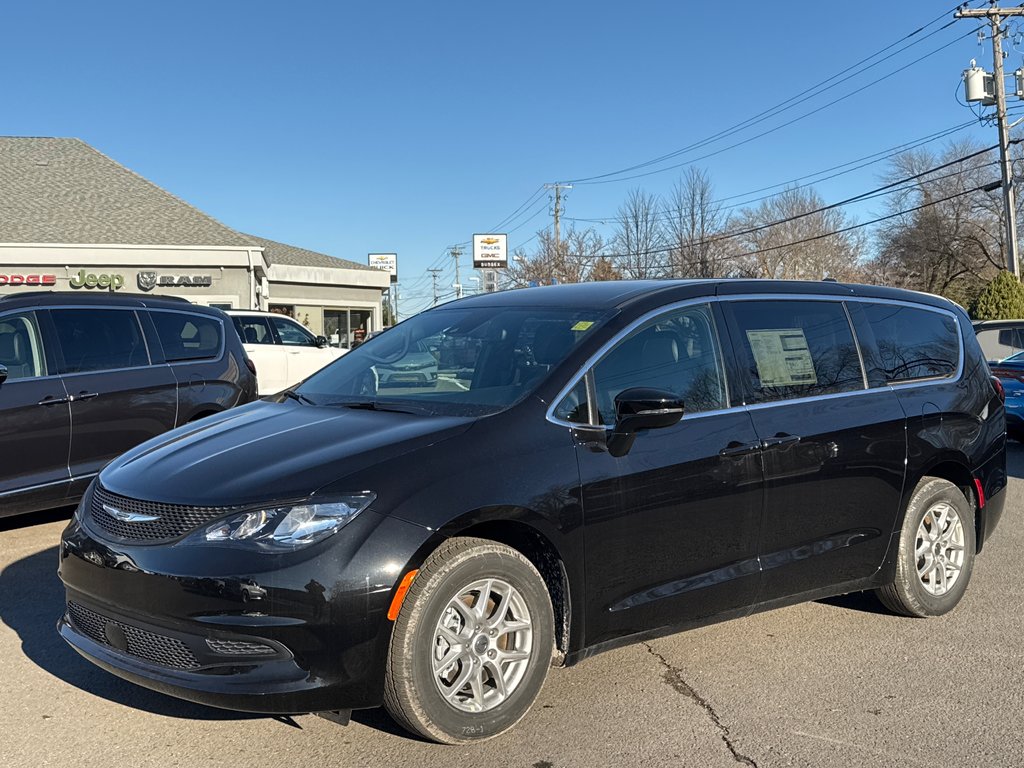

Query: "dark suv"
(0, 292), (257, 517)
(58, 280), (1006, 744)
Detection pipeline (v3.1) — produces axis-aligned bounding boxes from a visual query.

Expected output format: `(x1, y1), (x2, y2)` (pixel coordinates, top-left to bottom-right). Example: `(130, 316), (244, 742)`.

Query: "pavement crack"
(643, 643), (757, 767)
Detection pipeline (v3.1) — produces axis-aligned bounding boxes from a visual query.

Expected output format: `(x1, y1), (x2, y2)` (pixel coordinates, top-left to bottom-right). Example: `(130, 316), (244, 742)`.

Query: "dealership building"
(0, 137), (389, 347)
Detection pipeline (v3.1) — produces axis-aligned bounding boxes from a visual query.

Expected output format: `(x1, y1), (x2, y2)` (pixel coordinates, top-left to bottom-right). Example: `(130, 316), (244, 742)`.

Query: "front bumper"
(57, 496), (431, 714)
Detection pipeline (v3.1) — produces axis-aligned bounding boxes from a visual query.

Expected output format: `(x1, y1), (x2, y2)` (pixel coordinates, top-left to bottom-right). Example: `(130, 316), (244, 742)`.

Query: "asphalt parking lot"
(2, 450), (1023, 768)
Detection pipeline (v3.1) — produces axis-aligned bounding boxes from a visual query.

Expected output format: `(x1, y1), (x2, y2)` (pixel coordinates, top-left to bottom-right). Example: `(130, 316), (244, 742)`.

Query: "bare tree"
(664, 167), (730, 278)
(505, 225), (605, 287)
(612, 188), (666, 279)
(732, 186), (863, 281)
(865, 139), (1011, 305)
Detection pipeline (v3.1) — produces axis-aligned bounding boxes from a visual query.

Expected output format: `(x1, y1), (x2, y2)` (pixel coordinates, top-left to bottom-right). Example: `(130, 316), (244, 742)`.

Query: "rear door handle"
(73, 391), (100, 401)
(761, 433), (801, 450)
(719, 440), (762, 457)
(38, 395), (70, 406)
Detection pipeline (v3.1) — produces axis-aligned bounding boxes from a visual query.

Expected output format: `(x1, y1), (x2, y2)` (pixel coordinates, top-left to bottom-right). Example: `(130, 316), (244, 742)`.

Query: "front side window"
(232, 316), (275, 345)
(297, 306), (610, 416)
(862, 303), (959, 383)
(271, 315), (317, 347)
(728, 300), (863, 403)
(0, 312), (47, 380)
(50, 309), (148, 374)
(151, 312), (223, 362)
(587, 303), (727, 424)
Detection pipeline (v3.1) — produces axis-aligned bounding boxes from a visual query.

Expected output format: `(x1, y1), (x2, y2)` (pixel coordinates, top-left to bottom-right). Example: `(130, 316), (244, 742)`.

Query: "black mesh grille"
(205, 638), (277, 656)
(90, 486), (245, 543)
(67, 601), (200, 670)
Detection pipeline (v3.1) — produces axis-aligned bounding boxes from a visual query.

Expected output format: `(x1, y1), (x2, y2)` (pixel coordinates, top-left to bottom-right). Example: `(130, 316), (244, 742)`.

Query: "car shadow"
(0, 542), (262, 721)
(815, 590), (892, 615)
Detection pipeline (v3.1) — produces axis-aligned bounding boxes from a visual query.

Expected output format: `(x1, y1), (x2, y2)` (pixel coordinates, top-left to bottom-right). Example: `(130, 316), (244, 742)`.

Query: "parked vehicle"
(973, 319), (1024, 363)
(0, 292), (256, 518)
(227, 310), (343, 395)
(987, 349), (1024, 439)
(59, 280), (1007, 744)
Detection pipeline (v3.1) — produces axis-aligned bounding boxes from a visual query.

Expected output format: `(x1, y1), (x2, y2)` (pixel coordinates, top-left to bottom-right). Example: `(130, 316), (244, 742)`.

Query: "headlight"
(197, 493), (376, 549)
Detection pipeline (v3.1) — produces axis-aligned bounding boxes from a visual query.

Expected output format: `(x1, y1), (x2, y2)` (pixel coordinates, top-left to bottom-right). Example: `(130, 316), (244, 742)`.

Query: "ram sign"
(473, 234), (507, 269)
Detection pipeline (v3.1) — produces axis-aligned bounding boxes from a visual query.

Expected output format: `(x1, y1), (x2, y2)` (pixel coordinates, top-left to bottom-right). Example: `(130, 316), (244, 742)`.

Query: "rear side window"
(862, 303), (959, 383)
(233, 316), (275, 345)
(151, 312), (223, 362)
(51, 309), (149, 374)
(728, 300), (864, 403)
(974, 325), (1024, 362)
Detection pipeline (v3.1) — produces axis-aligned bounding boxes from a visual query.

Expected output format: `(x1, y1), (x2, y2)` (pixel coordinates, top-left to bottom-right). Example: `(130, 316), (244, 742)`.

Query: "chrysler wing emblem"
(102, 503), (160, 523)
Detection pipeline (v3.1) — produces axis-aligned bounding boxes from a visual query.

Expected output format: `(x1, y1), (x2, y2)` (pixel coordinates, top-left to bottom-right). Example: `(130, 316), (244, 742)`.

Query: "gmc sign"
(0, 274), (57, 286)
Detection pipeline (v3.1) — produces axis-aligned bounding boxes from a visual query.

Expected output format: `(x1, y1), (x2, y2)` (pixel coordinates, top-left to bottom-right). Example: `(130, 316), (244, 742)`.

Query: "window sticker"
(746, 328), (817, 387)
(571, 320), (595, 332)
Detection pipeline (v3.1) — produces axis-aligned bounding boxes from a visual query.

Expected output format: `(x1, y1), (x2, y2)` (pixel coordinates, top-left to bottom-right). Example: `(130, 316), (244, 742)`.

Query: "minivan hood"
(99, 400), (474, 507)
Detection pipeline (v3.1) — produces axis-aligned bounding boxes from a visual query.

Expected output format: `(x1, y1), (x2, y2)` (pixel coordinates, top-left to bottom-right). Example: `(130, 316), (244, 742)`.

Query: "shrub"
(971, 270), (1024, 320)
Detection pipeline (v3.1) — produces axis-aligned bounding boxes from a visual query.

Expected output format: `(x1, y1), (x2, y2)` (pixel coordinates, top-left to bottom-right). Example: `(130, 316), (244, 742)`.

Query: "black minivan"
(58, 280), (1007, 744)
(0, 292), (257, 517)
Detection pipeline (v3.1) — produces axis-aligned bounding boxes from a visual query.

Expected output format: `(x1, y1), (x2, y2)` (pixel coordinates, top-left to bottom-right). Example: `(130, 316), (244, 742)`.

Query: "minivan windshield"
(295, 305), (611, 415)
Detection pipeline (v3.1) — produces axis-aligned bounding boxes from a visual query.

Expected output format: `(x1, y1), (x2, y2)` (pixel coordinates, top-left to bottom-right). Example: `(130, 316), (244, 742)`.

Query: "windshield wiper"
(333, 400), (424, 415)
(281, 389), (317, 406)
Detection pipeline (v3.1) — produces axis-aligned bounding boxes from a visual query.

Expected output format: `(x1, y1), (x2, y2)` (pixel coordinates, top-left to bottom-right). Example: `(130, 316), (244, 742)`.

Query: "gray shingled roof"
(244, 233), (376, 272)
(0, 137), (250, 246)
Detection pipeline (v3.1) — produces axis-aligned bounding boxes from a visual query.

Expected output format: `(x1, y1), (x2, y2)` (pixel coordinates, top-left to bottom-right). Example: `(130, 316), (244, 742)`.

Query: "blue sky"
(1, 1), (1014, 314)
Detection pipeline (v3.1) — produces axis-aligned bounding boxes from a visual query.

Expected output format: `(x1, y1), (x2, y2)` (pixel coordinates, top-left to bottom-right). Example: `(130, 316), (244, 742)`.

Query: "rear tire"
(383, 537), (554, 744)
(875, 477), (976, 617)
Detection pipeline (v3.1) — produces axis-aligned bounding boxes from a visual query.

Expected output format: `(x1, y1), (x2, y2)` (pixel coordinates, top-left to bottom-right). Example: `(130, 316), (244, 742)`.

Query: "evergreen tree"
(971, 270), (1024, 320)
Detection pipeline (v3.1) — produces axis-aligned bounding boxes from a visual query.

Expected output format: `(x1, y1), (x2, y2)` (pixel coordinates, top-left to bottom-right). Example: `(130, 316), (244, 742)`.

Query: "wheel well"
(455, 520), (570, 663)
(919, 461), (982, 550)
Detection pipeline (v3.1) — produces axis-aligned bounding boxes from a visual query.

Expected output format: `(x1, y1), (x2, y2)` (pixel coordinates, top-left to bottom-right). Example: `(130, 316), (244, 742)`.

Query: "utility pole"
(427, 268), (443, 306)
(450, 246), (463, 299)
(545, 183), (573, 249)
(957, 4), (1024, 274)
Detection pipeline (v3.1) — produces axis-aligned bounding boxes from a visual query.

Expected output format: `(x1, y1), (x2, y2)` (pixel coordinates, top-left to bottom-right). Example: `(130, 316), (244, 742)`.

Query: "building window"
(324, 309), (373, 350)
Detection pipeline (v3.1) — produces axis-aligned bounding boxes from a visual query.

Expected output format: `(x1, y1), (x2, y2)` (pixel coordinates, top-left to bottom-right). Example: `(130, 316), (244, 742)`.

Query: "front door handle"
(73, 391), (100, 401)
(719, 440), (762, 457)
(38, 395), (70, 406)
(761, 433), (801, 450)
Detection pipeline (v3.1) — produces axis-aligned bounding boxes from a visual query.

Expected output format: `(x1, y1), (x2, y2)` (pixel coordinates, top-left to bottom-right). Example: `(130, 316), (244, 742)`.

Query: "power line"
(564, 120), (982, 226)
(594, 143), (1007, 261)
(562, 3), (978, 185)
(571, 25), (983, 187)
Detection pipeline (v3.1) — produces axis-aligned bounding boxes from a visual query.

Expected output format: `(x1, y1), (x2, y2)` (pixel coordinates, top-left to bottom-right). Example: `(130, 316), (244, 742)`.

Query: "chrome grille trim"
(89, 486), (245, 543)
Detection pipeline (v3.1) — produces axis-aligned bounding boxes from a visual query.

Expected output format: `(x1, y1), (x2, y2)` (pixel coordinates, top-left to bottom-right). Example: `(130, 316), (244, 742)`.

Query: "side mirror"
(0, 364), (6, 385)
(614, 387), (684, 432)
(608, 387), (684, 457)
(315, 335), (329, 348)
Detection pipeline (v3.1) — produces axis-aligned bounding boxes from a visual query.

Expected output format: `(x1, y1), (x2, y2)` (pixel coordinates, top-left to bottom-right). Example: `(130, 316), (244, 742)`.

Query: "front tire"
(875, 477), (976, 617)
(383, 537), (554, 744)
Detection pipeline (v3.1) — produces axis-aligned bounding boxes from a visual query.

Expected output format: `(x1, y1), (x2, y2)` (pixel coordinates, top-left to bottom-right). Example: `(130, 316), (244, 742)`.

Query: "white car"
(226, 310), (344, 395)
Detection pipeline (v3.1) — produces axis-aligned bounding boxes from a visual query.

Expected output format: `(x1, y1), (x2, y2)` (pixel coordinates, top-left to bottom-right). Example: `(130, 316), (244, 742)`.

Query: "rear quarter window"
(861, 303), (959, 383)
(151, 312), (223, 362)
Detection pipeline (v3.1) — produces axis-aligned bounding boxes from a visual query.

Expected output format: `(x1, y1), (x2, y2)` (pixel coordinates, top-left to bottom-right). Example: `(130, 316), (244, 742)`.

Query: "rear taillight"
(991, 374), (1006, 404)
(245, 357), (257, 377)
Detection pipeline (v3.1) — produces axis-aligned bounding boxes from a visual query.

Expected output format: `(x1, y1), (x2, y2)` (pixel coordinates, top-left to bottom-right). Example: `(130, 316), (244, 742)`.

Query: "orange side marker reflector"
(387, 569), (419, 621)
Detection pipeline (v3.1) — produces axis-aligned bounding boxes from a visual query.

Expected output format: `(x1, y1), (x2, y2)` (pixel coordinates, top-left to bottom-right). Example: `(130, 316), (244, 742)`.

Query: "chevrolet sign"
(473, 234), (508, 269)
